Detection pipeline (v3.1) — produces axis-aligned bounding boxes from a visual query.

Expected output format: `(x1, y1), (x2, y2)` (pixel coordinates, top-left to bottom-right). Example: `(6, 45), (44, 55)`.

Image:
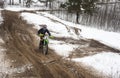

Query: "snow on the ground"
(5, 6), (42, 11)
(4, 3), (47, 11)
(37, 12), (78, 28)
(79, 26), (120, 51)
(38, 12), (120, 51)
(5, 6), (120, 77)
(34, 12), (120, 51)
(0, 39), (11, 75)
(21, 13), (68, 36)
(20, 11), (120, 78)
(0, 11), (3, 24)
(8, 6), (120, 51)
(4, 2), (46, 11)
(49, 40), (79, 57)
(21, 12), (80, 39)
(3, 0), (120, 52)
(21, 12), (80, 57)
(72, 52), (120, 78)
(35, 12), (120, 77)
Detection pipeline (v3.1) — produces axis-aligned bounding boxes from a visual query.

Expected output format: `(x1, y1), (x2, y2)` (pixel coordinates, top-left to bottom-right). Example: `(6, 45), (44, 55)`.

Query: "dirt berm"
(0, 10), (119, 78)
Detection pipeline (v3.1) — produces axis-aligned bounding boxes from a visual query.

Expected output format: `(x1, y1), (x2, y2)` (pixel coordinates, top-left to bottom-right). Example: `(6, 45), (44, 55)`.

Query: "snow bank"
(21, 12), (80, 39)
(72, 52), (120, 78)
(79, 26), (120, 51)
(37, 12), (80, 28)
(49, 40), (79, 57)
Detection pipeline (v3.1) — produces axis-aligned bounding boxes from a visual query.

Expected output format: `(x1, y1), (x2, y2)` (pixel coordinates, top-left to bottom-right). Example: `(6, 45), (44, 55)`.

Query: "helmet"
(39, 24), (47, 28)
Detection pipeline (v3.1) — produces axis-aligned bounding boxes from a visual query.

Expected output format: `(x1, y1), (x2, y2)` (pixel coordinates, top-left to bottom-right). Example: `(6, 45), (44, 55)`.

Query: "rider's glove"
(49, 36), (54, 39)
(39, 33), (44, 37)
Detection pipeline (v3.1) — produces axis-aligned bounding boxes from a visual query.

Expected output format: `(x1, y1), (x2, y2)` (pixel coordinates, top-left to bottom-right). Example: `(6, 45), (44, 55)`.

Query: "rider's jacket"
(38, 27), (51, 36)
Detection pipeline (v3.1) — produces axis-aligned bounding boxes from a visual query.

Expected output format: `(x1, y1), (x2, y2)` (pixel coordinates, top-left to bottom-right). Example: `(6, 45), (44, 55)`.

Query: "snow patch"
(0, 38), (33, 77)
(4, 64), (33, 75)
(49, 40), (79, 57)
(80, 26), (120, 51)
(72, 52), (120, 78)
(0, 50), (33, 77)
(0, 11), (3, 24)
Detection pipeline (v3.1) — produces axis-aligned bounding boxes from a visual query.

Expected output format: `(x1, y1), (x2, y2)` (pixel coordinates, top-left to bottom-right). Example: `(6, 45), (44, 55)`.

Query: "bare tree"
(0, 0), (4, 8)
(61, 0), (98, 23)
(12, 0), (14, 5)
(9, 0), (12, 5)
(26, 0), (32, 7)
(19, 0), (21, 4)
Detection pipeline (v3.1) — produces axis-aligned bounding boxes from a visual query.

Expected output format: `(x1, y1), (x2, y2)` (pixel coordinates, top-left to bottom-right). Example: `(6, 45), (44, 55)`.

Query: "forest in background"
(3, 0), (120, 32)
(50, 0), (120, 32)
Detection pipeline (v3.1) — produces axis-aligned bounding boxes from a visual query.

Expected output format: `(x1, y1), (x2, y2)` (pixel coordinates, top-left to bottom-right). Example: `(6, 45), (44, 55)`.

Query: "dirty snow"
(0, 38), (33, 77)
(72, 52), (120, 77)
(21, 12), (80, 39)
(0, 9), (33, 76)
(49, 40), (79, 57)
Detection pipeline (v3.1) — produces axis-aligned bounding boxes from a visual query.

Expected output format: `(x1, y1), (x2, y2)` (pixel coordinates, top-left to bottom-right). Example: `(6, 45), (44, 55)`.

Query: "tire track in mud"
(0, 10), (87, 78)
(0, 10), (53, 78)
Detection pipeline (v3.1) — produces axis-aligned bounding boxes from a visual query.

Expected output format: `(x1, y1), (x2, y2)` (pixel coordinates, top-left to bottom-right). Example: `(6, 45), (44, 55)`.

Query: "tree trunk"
(49, 2), (52, 8)
(9, 0), (12, 5)
(26, 0), (31, 8)
(12, 0), (14, 5)
(46, 1), (48, 7)
(76, 11), (80, 23)
(19, 0), (21, 4)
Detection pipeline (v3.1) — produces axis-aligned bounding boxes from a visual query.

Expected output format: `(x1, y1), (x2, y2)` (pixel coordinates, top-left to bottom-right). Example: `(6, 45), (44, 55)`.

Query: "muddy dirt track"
(0, 10), (119, 78)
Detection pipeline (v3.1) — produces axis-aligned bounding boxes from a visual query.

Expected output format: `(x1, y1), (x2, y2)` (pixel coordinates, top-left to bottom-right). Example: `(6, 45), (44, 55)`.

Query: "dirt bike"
(39, 34), (50, 55)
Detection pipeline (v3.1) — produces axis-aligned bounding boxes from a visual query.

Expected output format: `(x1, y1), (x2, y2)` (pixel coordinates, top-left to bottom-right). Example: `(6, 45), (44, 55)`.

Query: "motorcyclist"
(38, 24), (51, 49)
